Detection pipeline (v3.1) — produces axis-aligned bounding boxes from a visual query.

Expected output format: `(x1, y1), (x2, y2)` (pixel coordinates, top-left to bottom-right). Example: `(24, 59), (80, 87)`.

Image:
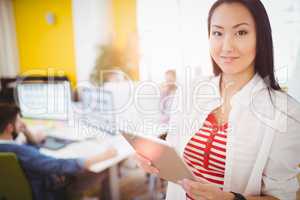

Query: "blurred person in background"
(159, 69), (177, 124)
(0, 104), (117, 200)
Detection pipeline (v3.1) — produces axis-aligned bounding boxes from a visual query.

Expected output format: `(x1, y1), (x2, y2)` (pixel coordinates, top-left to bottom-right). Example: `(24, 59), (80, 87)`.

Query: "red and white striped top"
(183, 113), (228, 200)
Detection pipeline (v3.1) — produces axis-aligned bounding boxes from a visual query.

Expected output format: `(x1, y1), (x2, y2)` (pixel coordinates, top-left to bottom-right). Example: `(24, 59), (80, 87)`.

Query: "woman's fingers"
(178, 179), (206, 198)
(135, 153), (159, 174)
(135, 153), (151, 165)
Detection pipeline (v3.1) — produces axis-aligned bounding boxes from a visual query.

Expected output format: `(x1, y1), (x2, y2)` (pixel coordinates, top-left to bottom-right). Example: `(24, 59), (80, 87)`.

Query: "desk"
(25, 119), (135, 200)
(20, 83), (170, 198)
(23, 99), (167, 200)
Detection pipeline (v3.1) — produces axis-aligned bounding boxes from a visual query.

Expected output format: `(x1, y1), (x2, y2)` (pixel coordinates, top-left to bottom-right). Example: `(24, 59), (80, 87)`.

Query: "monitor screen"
(79, 87), (117, 135)
(17, 81), (71, 120)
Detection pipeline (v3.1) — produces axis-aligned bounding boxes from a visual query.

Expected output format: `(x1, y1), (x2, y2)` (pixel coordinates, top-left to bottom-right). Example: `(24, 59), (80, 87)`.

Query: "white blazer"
(165, 74), (300, 200)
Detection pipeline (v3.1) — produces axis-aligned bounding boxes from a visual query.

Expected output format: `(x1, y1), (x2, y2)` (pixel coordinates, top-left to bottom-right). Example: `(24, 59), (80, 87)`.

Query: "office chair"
(0, 153), (32, 200)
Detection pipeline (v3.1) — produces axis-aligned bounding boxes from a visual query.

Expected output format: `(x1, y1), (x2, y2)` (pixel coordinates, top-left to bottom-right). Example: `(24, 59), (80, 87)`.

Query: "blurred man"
(0, 104), (117, 200)
(159, 69), (177, 124)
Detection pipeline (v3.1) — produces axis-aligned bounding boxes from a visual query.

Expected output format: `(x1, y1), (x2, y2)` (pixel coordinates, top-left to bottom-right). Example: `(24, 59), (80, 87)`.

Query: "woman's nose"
(222, 35), (234, 53)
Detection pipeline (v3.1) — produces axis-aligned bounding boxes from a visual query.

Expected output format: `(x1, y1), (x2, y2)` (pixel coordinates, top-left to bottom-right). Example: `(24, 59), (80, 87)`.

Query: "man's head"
(0, 104), (22, 139)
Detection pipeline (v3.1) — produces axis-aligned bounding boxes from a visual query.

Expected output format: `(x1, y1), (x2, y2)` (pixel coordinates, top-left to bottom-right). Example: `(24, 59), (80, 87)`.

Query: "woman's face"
(209, 3), (256, 75)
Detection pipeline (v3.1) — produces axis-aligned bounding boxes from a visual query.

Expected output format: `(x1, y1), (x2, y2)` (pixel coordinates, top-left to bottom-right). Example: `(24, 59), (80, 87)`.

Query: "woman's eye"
(236, 30), (248, 36)
(212, 31), (222, 37)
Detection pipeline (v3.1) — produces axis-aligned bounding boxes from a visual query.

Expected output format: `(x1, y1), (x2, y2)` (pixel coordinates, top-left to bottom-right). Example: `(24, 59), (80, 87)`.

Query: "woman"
(137, 0), (300, 199)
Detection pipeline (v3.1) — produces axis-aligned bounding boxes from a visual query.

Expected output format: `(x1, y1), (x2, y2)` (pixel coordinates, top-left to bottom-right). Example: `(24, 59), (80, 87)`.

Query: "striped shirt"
(183, 113), (228, 200)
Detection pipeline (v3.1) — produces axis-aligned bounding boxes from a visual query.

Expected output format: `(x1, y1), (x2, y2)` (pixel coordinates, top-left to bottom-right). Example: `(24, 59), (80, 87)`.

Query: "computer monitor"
(79, 87), (117, 135)
(17, 81), (72, 120)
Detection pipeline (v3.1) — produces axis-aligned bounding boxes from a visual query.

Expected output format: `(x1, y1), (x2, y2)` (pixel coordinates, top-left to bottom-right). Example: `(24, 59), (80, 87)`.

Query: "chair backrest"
(0, 153), (32, 200)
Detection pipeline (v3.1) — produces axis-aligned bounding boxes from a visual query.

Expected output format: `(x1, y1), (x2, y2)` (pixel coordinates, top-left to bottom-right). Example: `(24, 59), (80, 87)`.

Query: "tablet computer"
(121, 132), (195, 183)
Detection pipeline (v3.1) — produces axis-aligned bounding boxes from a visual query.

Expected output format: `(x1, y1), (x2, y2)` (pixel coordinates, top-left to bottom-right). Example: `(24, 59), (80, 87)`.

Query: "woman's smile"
(220, 56), (239, 64)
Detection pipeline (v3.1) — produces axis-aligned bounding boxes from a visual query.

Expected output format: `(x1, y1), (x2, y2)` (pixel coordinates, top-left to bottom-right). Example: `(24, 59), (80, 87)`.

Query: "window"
(137, 0), (300, 101)
(137, 0), (214, 83)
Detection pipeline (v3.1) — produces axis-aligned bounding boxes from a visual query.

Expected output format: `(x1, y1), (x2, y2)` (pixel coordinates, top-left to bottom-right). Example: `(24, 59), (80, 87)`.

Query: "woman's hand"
(178, 178), (234, 200)
(135, 153), (159, 174)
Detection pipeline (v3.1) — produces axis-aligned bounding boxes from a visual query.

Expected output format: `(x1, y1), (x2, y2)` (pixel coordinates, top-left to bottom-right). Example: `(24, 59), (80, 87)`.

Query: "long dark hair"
(208, 0), (281, 91)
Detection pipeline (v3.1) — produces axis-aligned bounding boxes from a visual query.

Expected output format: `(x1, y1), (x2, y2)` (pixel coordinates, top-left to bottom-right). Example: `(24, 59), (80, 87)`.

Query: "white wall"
(263, 0), (300, 102)
(288, 44), (300, 102)
(0, 0), (19, 77)
(72, 0), (113, 84)
(137, 0), (214, 83)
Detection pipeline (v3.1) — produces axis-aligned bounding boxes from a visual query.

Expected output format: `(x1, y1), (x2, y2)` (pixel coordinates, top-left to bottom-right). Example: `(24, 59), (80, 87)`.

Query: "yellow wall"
(112, 0), (137, 49)
(112, 0), (139, 80)
(13, 0), (77, 86)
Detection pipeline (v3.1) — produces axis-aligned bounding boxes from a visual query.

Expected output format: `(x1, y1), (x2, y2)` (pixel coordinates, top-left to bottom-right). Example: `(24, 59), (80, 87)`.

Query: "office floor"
(80, 156), (167, 200)
(119, 157), (167, 200)
(119, 166), (150, 200)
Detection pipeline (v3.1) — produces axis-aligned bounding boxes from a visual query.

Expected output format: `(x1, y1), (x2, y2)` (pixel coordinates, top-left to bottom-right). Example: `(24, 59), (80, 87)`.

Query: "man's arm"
(16, 145), (85, 175)
(16, 144), (117, 175)
(19, 122), (46, 145)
